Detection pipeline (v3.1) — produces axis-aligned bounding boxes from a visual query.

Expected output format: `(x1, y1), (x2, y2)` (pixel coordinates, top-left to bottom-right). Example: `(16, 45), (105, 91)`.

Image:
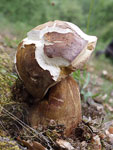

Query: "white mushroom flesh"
(15, 21), (97, 81)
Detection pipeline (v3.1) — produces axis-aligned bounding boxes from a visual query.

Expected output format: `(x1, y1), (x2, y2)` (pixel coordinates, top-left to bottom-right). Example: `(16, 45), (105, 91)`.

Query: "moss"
(0, 52), (18, 105)
(0, 137), (21, 150)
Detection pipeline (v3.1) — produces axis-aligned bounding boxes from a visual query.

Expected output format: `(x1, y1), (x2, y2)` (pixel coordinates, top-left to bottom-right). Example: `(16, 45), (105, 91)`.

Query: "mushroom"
(15, 20), (97, 136)
(15, 20), (97, 100)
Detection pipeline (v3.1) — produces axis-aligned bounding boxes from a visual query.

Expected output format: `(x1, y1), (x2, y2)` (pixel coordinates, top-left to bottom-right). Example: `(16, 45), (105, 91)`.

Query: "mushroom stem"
(29, 76), (81, 136)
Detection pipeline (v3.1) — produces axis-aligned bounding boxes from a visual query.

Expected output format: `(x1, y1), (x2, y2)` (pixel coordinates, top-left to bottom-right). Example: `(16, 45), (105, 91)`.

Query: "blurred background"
(0, 0), (113, 117)
(0, 0), (113, 48)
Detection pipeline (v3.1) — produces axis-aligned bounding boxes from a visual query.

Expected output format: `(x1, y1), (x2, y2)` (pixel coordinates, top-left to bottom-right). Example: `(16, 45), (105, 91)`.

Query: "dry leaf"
(104, 103), (113, 112)
(56, 139), (74, 150)
(87, 98), (103, 111)
(105, 129), (113, 144)
(17, 137), (47, 150)
(103, 121), (113, 144)
(32, 141), (47, 150)
(109, 126), (113, 134)
(92, 135), (101, 150)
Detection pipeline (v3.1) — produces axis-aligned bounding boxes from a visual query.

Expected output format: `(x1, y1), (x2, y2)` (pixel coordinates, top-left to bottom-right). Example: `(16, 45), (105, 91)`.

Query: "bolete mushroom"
(15, 20), (97, 136)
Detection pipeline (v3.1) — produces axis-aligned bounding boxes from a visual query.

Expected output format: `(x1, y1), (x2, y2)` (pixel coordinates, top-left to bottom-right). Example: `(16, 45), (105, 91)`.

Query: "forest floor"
(0, 29), (113, 150)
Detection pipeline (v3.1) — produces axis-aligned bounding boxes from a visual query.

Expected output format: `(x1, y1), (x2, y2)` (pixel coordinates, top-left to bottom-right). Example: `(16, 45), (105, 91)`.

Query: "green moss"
(0, 137), (21, 150)
(0, 52), (18, 105)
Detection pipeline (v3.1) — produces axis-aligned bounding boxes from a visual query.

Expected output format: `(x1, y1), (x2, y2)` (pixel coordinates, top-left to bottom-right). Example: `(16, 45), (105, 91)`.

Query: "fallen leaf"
(103, 121), (113, 144)
(17, 137), (47, 150)
(32, 141), (47, 150)
(56, 139), (74, 150)
(104, 103), (113, 112)
(109, 126), (113, 134)
(105, 130), (113, 144)
(87, 98), (104, 111)
(92, 135), (101, 150)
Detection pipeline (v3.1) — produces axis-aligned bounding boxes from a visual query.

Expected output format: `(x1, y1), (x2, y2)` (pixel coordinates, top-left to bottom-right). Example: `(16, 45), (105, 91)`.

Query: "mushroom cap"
(29, 76), (82, 136)
(15, 20), (97, 99)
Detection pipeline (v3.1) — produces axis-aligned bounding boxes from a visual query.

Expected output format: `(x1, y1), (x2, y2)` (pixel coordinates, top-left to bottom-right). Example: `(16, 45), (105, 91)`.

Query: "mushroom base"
(29, 76), (82, 136)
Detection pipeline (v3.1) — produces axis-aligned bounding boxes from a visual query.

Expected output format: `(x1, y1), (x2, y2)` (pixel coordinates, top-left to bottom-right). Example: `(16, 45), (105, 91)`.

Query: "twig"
(0, 120), (10, 136)
(0, 105), (53, 149)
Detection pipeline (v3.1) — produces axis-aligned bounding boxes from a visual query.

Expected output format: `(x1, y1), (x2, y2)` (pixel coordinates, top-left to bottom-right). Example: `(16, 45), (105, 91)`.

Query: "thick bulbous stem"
(29, 76), (82, 136)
